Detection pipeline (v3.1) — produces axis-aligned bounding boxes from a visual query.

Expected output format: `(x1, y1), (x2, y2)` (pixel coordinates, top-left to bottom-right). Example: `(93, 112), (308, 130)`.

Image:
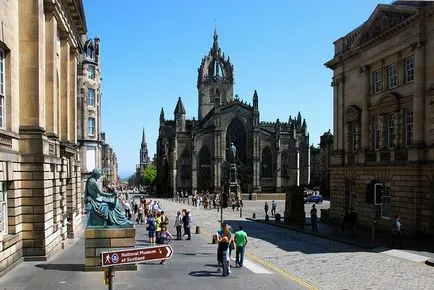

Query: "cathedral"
(156, 31), (311, 196)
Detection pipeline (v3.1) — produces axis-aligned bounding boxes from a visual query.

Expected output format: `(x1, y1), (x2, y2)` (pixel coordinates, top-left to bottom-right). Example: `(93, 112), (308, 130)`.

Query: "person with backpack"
(147, 213), (157, 245)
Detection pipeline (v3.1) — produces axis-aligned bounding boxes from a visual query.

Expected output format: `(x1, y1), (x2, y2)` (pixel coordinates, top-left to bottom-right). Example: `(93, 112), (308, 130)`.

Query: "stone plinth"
(284, 186), (305, 228)
(84, 226), (137, 271)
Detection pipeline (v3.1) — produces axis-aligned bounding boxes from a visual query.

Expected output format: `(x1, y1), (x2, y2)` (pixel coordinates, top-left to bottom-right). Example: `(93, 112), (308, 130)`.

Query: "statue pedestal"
(84, 226), (137, 271)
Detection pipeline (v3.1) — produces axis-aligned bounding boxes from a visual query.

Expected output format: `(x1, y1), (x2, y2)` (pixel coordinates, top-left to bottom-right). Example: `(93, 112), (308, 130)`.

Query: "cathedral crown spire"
(141, 128), (146, 145)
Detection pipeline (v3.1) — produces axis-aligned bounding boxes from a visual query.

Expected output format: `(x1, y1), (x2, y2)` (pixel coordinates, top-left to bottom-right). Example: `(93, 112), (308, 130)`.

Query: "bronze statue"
(85, 168), (132, 227)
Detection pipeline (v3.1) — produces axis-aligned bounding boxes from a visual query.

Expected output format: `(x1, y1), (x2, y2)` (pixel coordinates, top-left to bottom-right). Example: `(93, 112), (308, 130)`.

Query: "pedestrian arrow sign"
(101, 245), (174, 267)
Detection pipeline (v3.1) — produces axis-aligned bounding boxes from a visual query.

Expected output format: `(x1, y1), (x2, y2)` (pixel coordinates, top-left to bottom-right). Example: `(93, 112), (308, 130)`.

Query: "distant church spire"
(141, 127), (146, 145)
(140, 128), (149, 166)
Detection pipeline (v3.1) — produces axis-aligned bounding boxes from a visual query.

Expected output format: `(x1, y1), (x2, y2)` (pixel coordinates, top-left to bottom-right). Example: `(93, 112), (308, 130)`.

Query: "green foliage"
(142, 164), (157, 185)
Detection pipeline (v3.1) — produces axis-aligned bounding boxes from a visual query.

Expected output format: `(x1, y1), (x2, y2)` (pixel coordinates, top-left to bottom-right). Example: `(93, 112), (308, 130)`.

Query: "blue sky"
(82, 0), (389, 178)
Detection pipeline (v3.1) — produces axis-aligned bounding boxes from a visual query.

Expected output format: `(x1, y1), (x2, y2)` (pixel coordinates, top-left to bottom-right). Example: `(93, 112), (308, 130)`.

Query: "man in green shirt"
(234, 225), (248, 268)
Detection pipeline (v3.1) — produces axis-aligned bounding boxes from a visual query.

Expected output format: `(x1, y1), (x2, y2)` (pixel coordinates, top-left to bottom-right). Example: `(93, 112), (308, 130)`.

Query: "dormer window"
(87, 47), (93, 59)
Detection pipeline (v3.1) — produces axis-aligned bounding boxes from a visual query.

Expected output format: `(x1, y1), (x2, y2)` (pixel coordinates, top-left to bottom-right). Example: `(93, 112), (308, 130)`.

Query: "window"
(87, 47), (93, 59)
(88, 65), (95, 80)
(88, 117), (95, 136)
(0, 49), (5, 129)
(381, 186), (391, 219)
(349, 122), (359, 152)
(404, 56), (414, 83)
(373, 116), (380, 150)
(388, 63), (397, 89)
(405, 109), (413, 147)
(261, 147), (273, 177)
(87, 88), (95, 107)
(387, 113), (395, 149)
(374, 70), (382, 93)
(0, 182), (7, 235)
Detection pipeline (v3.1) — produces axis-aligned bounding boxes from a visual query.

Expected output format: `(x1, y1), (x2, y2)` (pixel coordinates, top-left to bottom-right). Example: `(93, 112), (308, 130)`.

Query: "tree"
(142, 164), (157, 186)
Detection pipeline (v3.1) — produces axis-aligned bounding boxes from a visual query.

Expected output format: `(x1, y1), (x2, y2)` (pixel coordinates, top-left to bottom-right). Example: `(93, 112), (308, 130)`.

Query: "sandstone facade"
(325, 2), (434, 234)
(0, 0), (86, 274)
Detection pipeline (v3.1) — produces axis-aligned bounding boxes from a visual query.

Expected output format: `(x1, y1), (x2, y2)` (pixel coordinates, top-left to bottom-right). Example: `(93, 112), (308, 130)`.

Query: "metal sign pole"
(108, 266), (114, 290)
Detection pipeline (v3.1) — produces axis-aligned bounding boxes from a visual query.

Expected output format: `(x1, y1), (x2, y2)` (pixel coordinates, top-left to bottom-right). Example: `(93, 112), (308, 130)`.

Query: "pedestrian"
(182, 210), (192, 240)
(349, 208), (358, 237)
(146, 213), (156, 245)
(310, 204), (318, 232)
(391, 214), (402, 249)
(215, 223), (225, 272)
(271, 200), (277, 217)
(264, 202), (269, 217)
(216, 224), (231, 277)
(174, 211), (183, 240)
(159, 225), (173, 265)
(234, 225), (248, 268)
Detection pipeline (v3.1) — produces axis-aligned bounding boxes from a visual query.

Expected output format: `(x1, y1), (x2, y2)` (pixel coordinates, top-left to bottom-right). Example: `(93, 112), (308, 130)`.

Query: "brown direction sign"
(101, 245), (174, 267)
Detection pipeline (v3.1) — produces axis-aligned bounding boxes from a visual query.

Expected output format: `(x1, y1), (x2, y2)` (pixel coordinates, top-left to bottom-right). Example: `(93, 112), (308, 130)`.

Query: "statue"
(230, 142), (237, 163)
(85, 168), (132, 227)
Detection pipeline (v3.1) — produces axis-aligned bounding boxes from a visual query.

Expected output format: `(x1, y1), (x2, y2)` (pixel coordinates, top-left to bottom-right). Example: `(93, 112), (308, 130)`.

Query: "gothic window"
(87, 47), (93, 59)
(261, 147), (273, 178)
(226, 118), (247, 163)
(198, 146), (211, 189)
(181, 150), (191, 180)
(281, 151), (289, 178)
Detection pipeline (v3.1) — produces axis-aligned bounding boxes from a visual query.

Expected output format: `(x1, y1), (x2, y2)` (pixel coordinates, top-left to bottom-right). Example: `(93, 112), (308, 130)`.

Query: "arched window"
(281, 150), (289, 178)
(198, 146), (212, 189)
(181, 150), (191, 180)
(87, 47), (93, 59)
(226, 118), (247, 163)
(261, 147), (273, 177)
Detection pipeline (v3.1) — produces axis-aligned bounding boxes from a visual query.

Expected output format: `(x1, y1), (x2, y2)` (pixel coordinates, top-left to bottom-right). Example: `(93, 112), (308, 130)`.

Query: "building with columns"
(77, 35), (104, 186)
(0, 0), (87, 274)
(156, 31), (310, 196)
(325, 1), (434, 234)
(102, 142), (119, 187)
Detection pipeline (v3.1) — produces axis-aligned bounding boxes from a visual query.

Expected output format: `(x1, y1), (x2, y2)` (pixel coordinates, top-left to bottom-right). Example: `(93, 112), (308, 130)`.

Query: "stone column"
(412, 41), (425, 147)
(19, 0), (45, 128)
(332, 80), (338, 151)
(44, 13), (58, 135)
(171, 139), (177, 197)
(69, 50), (77, 144)
(60, 36), (70, 142)
(276, 150), (282, 192)
(191, 147), (197, 192)
(361, 65), (371, 153)
(337, 77), (345, 150)
(253, 132), (261, 191)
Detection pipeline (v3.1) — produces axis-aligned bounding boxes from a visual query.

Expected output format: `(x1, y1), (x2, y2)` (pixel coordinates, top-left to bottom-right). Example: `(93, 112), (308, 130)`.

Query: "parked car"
(304, 195), (323, 204)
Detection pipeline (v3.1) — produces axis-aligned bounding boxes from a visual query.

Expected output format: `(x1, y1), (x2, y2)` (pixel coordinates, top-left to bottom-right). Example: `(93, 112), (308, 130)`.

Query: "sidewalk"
(247, 215), (434, 265)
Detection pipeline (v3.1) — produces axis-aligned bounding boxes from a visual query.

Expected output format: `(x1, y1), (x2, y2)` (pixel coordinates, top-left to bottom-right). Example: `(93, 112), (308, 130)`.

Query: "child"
(159, 225), (173, 264)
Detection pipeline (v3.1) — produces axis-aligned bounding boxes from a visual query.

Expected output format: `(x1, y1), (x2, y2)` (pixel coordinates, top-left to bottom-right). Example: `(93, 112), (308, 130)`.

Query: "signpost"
(101, 245), (174, 289)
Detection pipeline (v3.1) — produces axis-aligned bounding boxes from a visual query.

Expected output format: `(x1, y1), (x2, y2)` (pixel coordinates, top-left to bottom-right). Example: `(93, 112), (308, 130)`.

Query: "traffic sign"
(101, 245), (174, 267)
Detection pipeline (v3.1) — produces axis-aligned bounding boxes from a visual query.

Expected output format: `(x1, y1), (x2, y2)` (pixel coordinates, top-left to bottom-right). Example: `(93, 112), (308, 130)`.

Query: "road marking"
(200, 226), (318, 289)
(246, 252), (319, 290)
(231, 257), (271, 274)
(374, 247), (430, 263)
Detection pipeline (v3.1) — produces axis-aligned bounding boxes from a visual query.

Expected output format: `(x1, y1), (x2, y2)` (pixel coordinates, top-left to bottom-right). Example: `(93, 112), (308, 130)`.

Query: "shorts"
(148, 231), (155, 238)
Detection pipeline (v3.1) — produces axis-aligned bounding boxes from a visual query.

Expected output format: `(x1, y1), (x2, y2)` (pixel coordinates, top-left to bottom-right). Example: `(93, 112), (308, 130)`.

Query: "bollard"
(252, 213), (256, 219)
(195, 225), (201, 234)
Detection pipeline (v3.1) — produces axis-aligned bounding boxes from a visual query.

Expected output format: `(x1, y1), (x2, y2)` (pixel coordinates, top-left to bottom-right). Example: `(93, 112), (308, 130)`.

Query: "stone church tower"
(156, 31), (310, 197)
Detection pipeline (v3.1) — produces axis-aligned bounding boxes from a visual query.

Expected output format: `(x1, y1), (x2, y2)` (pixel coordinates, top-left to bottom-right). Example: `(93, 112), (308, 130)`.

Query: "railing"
(394, 148), (408, 163)
(380, 150), (391, 162)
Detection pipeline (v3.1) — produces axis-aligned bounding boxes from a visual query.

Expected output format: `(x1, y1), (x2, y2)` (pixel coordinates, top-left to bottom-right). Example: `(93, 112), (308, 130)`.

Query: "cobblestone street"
(164, 198), (434, 290)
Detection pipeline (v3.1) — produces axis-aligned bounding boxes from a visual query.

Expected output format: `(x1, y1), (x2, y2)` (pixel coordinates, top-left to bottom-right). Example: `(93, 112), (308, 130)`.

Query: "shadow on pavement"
(35, 263), (84, 271)
(222, 219), (369, 255)
(189, 270), (220, 277)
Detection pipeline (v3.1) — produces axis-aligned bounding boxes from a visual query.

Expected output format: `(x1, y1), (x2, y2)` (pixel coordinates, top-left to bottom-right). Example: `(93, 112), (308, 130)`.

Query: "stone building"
(102, 143), (119, 187)
(156, 31), (310, 196)
(310, 145), (321, 188)
(0, 0), (86, 274)
(325, 1), (434, 234)
(77, 35), (104, 186)
(319, 131), (333, 198)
